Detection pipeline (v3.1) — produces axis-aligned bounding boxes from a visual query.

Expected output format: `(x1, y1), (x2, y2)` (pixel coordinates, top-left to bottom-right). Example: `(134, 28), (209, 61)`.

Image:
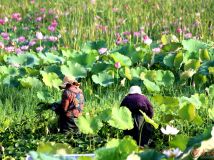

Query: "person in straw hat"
(59, 76), (84, 133)
(120, 85), (154, 146)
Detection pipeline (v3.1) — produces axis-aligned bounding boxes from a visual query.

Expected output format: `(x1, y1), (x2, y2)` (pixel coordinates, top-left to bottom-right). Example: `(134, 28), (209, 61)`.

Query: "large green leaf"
(198, 60), (214, 75)
(138, 149), (166, 160)
(178, 103), (196, 121)
(38, 52), (64, 64)
(76, 115), (103, 134)
(184, 59), (200, 71)
(182, 39), (208, 53)
(92, 72), (114, 87)
(107, 107), (134, 130)
(169, 135), (189, 151)
(95, 136), (137, 160)
(0, 66), (18, 76)
(152, 95), (179, 109)
(110, 52), (132, 67)
(71, 51), (98, 70)
(7, 53), (40, 68)
(37, 90), (55, 103)
(61, 61), (87, 79)
(37, 142), (73, 155)
(208, 84), (214, 98)
(208, 108), (214, 120)
(143, 79), (160, 93)
(163, 53), (176, 67)
(82, 41), (106, 51)
(200, 49), (210, 61)
(174, 51), (183, 69)
(161, 70), (175, 86)
(19, 77), (42, 88)
(162, 42), (182, 52)
(140, 110), (159, 129)
(179, 95), (202, 109)
(91, 62), (110, 74)
(41, 72), (62, 89)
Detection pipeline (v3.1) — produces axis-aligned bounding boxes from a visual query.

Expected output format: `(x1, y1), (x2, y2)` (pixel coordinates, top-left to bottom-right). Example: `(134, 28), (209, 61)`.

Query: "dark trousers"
(59, 113), (77, 133)
(124, 114), (153, 146)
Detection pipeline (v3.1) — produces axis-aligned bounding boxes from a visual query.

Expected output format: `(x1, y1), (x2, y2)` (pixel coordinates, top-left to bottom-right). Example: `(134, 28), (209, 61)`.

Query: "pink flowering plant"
(0, 7), (61, 54)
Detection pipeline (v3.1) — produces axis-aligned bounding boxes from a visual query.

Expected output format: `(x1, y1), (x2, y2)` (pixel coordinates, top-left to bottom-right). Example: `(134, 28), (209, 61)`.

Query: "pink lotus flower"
(123, 39), (129, 44)
(90, 0), (96, 4)
(0, 19), (5, 25)
(18, 36), (26, 43)
(152, 47), (161, 53)
(184, 33), (192, 39)
(98, 48), (107, 54)
(13, 26), (17, 31)
(36, 46), (44, 52)
(30, 0), (35, 4)
(0, 42), (4, 49)
(36, 32), (43, 40)
(5, 46), (15, 53)
(48, 36), (58, 42)
(12, 13), (22, 21)
(36, 17), (42, 22)
(51, 20), (58, 27)
(176, 28), (182, 33)
(1, 32), (9, 40)
(143, 35), (152, 45)
(134, 32), (141, 37)
(29, 40), (36, 46)
(112, 8), (119, 12)
(48, 9), (54, 14)
(20, 45), (29, 51)
(114, 62), (121, 69)
(40, 8), (46, 13)
(48, 25), (56, 32)
(15, 48), (23, 54)
(123, 31), (131, 36)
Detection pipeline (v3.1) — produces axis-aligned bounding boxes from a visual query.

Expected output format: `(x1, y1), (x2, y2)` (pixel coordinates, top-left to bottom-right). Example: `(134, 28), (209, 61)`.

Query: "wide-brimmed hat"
(128, 86), (142, 94)
(59, 76), (80, 89)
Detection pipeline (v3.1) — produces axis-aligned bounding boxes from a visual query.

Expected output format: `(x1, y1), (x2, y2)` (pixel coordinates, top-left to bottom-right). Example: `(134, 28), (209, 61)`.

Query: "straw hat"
(128, 86), (142, 94)
(59, 76), (80, 89)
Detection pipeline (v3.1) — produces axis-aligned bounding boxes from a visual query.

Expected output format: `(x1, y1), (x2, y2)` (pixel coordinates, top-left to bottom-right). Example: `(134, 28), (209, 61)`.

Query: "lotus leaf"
(76, 115), (103, 134)
(182, 39), (208, 53)
(61, 62), (87, 79)
(92, 72), (114, 87)
(107, 107), (133, 130)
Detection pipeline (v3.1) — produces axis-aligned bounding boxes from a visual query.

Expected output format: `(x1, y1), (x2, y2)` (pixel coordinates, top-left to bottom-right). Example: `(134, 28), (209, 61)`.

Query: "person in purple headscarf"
(120, 86), (154, 146)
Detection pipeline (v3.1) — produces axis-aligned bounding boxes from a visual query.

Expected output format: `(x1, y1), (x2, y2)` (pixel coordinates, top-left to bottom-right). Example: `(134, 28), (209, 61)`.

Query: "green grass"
(0, 0), (214, 48)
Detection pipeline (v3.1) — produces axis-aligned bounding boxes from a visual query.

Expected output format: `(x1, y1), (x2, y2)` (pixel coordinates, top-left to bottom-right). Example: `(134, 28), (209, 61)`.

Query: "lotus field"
(0, 0), (214, 159)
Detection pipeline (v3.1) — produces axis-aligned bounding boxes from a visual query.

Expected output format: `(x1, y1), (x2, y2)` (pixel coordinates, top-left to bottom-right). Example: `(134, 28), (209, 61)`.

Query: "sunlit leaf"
(107, 107), (133, 130)
(92, 72), (114, 87)
(163, 53), (176, 67)
(169, 135), (189, 151)
(178, 103), (196, 121)
(37, 142), (73, 155)
(182, 39), (208, 53)
(41, 72), (62, 89)
(184, 59), (200, 71)
(19, 77), (42, 88)
(61, 61), (87, 79)
(143, 79), (160, 93)
(200, 49), (210, 61)
(140, 110), (159, 129)
(110, 52), (132, 67)
(76, 115), (103, 134)
(174, 51), (183, 69)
